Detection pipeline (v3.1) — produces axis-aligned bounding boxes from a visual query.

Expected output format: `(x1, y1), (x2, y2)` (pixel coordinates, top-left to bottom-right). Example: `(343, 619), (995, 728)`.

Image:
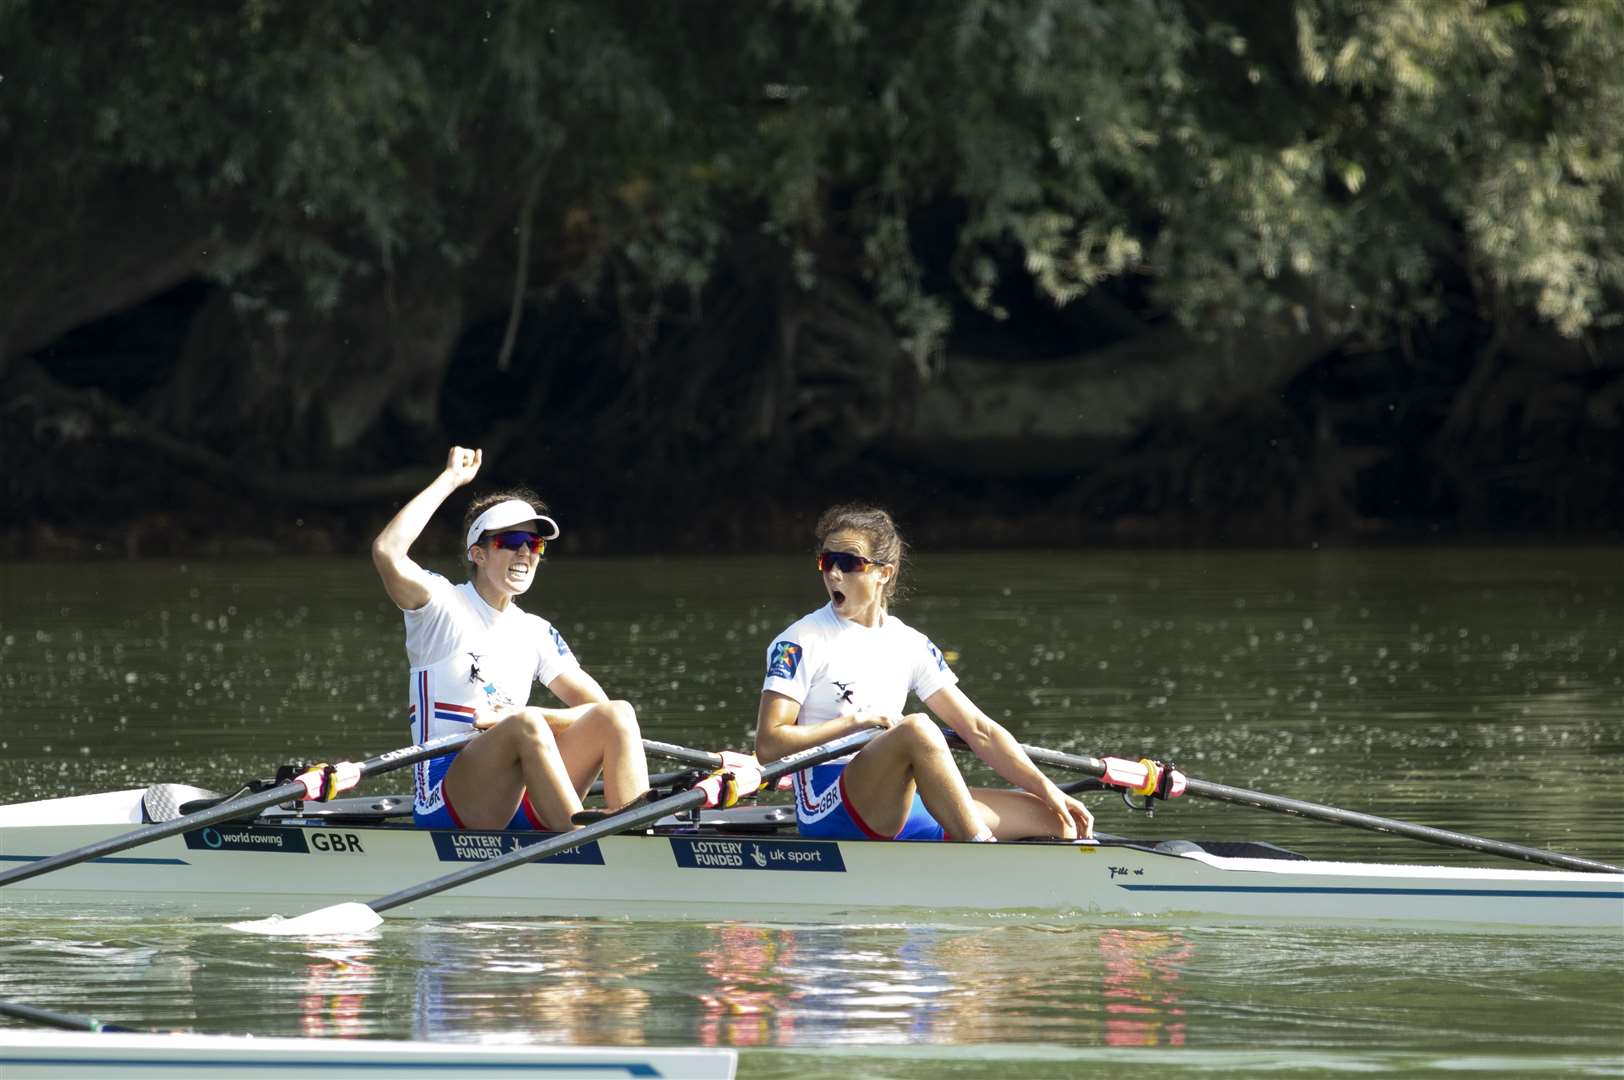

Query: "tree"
(3, 0), (1620, 539)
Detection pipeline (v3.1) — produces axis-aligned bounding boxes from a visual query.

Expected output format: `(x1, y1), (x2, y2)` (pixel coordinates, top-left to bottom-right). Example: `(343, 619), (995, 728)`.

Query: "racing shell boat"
(1, 784), (1619, 931)
(0, 1028), (735, 1080)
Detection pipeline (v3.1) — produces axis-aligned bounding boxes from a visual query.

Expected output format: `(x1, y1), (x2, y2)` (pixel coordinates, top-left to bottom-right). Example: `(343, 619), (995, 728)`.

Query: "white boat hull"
(0, 1031), (735, 1079)
(0, 790), (1619, 931)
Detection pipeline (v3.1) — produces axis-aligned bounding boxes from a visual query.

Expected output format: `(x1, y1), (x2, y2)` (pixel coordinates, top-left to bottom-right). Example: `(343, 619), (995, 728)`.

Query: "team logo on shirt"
(767, 640), (803, 679)
(927, 640), (949, 671)
(833, 680), (855, 705)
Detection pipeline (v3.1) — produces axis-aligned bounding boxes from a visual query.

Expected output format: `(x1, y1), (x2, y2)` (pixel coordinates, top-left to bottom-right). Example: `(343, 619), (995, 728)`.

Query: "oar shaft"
(1179, 774), (1624, 875)
(0, 1000), (134, 1033)
(0, 730), (479, 889)
(364, 726), (883, 916)
(588, 768), (692, 798)
(641, 738), (724, 769)
(951, 735), (1623, 875)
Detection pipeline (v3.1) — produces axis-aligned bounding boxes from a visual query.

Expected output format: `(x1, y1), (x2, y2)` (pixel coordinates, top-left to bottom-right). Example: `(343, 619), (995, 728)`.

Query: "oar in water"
(234, 725), (884, 937)
(0, 1000), (135, 1033)
(942, 730), (1624, 875)
(0, 730), (480, 889)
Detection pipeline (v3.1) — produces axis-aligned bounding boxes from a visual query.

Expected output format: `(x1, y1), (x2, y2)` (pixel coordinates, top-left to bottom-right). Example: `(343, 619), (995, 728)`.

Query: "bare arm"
(546, 667), (612, 708)
(371, 447), (482, 611)
(754, 691), (890, 763)
(490, 668), (615, 736)
(924, 684), (1093, 838)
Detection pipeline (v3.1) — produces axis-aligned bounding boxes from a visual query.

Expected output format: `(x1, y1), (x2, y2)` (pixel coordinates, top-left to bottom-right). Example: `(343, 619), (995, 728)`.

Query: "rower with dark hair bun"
(753, 503), (1094, 843)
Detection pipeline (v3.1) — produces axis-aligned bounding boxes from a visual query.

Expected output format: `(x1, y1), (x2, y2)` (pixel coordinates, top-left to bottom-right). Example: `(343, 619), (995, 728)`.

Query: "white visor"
(465, 499), (561, 552)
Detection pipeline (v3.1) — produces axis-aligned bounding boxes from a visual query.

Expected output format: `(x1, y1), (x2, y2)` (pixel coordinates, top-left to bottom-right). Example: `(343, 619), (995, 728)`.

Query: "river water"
(1, 548), (1621, 1077)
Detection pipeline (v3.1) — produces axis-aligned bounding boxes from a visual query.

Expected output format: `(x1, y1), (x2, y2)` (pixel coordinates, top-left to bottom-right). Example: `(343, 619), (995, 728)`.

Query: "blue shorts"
(795, 763), (947, 841)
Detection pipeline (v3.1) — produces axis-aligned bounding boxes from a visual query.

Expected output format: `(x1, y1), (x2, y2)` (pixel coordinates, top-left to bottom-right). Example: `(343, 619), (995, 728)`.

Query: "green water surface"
(1, 548), (1621, 1077)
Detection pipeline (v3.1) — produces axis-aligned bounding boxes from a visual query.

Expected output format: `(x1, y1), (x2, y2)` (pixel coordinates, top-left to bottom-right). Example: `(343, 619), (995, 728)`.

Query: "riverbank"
(6, 502), (1619, 561)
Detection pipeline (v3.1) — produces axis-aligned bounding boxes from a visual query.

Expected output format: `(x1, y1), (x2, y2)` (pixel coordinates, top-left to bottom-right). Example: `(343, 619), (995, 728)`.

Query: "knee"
(895, 713), (946, 751)
(595, 699), (641, 741)
(510, 708), (558, 749)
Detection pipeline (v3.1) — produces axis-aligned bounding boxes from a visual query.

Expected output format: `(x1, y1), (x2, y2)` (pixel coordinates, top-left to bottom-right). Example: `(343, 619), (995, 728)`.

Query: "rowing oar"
(640, 737), (792, 793)
(233, 725), (883, 937)
(0, 730), (480, 889)
(641, 737), (724, 769)
(943, 731), (1624, 875)
(0, 1000), (136, 1033)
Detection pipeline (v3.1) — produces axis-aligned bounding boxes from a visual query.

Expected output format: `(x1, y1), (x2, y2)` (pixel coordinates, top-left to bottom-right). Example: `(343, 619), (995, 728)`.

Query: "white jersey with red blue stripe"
(402, 574), (580, 817)
(760, 603), (957, 829)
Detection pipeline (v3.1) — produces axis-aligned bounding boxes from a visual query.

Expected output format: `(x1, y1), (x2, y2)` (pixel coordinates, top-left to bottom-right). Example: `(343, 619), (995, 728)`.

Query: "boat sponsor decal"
(430, 831), (604, 866)
(308, 831), (366, 853)
(669, 837), (846, 872)
(184, 825), (310, 854)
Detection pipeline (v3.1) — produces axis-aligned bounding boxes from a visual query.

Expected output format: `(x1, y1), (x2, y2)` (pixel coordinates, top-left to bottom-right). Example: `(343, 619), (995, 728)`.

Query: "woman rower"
(373, 446), (649, 831)
(753, 504), (1094, 843)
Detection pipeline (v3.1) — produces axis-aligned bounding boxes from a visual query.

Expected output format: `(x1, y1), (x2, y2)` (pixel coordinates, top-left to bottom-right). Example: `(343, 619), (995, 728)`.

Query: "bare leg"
(969, 789), (1071, 841)
(444, 701), (650, 829)
(441, 709), (582, 830)
(839, 714), (986, 840)
(553, 699), (649, 808)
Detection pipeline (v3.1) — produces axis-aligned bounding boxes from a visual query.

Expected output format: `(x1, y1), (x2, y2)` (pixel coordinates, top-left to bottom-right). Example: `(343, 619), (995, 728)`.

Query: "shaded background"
(3, 0), (1621, 557)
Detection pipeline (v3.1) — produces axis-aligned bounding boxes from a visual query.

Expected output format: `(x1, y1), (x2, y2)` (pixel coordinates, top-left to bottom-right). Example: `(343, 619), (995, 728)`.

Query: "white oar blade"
(229, 902), (383, 937)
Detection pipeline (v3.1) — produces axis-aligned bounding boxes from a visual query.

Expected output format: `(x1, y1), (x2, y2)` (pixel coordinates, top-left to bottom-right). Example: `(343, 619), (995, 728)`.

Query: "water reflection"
(408, 922), (657, 1046)
(385, 920), (1193, 1051)
(2, 913), (1618, 1075)
(295, 947), (375, 1039)
(695, 924), (798, 1048)
(1099, 929), (1189, 1047)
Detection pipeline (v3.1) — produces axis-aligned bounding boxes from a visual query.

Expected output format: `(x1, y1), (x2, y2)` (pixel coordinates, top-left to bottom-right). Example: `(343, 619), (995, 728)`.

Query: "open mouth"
(831, 589), (846, 606)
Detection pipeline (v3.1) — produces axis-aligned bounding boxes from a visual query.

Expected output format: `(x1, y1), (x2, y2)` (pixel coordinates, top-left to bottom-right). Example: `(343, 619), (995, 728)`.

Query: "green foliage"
(5, 0), (1621, 388)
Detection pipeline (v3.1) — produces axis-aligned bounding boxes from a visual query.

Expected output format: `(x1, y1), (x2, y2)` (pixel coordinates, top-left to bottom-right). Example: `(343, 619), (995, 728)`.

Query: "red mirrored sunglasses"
(488, 530), (547, 554)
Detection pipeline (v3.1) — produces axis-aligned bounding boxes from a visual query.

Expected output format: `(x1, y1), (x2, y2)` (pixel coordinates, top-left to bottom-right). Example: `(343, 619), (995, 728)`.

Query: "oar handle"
(0, 730), (480, 889)
(363, 725), (884, 916)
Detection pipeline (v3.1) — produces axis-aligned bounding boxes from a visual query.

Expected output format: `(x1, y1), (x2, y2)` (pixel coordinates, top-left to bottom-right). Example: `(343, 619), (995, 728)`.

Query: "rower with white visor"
(372, 446), (650, 831)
